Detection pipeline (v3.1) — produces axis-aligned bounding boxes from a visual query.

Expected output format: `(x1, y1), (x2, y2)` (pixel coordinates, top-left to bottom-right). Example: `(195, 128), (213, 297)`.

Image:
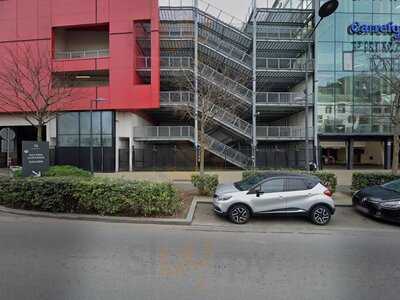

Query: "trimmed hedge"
(352, 173), (400, 191)
(45, 165), (92, 178)
(13, 165), (92, 178)
(0, 177), (181, 217)
(191, 174), (219, 196)
(242, 170), (337, 193)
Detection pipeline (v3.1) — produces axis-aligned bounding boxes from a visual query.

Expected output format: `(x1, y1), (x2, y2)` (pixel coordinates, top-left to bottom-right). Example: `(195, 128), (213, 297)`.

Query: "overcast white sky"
(209, 0), (251, 20)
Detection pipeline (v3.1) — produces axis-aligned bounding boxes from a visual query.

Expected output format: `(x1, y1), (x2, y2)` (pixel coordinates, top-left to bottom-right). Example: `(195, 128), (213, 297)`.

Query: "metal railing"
(159, 23), (252, 67)
(134, 126), (195, 140)
(256, 26), (312, 40)
(256, 0), (313, 10)
(257, 126), (314, 139)
(138, 57), (253, 105)
(197, 62), (252, 103)
(256, 92), (309, 105)
(159, 0), (246, 30)
(204, 134), (252, 168)
(133, 126), (252, 168)
(55, 49), (109, 60)
(256, 57), (314, 71)
(160, 91), (252, 138)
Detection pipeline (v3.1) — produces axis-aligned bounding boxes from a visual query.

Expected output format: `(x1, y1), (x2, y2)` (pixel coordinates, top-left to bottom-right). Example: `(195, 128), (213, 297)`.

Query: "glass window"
(260, 179), (285, 194)
(102, 135), (113, 147)
(335, 72), (354, 103)
(335, 13), (354, 42)
(58, 135), (79, 147)
(353, 0), (372, 14)
(58, 112), (79, 135)
(102, 111), (113, 134)
(317, 72), (335, 103)
(80, 112), (101, 135)
(317, 12), (334, 42)
(80, 135), (102, 147)
(374, 1), (391, 14)
(286, 179), (307, 192)
(354, 73), (371, 103)
(318, 42), (335, 71)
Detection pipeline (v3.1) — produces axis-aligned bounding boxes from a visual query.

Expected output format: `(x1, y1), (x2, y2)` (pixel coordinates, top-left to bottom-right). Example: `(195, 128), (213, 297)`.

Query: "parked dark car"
(353, 179), (400, 223)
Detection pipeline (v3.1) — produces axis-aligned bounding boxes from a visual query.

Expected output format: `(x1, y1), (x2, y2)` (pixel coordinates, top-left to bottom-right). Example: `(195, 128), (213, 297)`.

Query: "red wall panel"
(0, 0), (160, 113)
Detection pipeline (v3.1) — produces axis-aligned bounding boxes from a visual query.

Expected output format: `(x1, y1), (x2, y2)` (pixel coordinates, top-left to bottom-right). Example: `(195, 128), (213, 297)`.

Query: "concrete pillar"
(346, 139), (354, 170)
(384, 140), (392, 170)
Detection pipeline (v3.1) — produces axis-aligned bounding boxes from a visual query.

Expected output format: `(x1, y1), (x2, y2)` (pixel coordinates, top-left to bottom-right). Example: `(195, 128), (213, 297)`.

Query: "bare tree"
(0, 45), (78, 141)
(370, 54), (400, 174)
(173, 66), (248, 175)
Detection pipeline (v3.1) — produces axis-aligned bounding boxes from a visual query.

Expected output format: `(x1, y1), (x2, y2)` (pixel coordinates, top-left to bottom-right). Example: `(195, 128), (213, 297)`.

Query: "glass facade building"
(316, 0), (399, 136)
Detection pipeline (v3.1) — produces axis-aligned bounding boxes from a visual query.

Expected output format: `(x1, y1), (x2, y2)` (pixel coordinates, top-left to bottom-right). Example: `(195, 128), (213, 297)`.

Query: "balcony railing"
(158, 23), (252, 67)
(257, 126), (314, 139)
(160, 91), (252, 138)
(256, 57), (314, 71)
(256, 0), (313, 10)
(256, 92), (310, 105)
(134, 126), (195, 140)
(256, 26), (312, 40)
(55, 49), (109, 60)
(159, 0), (246, 30)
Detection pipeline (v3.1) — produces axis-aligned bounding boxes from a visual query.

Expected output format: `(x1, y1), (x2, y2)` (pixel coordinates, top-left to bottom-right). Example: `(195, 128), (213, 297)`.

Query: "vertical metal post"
(6, 128), (10, 168)
(252, 0), (257, 170)
(90, 101), (94, 175)
(304, 41), (310, 171)
(194, 0), (199, 169)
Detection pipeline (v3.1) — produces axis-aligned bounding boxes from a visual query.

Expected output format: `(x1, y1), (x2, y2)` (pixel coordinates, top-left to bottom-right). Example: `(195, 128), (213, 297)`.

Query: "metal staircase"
(158, 23), (252, 72)
(160, 91), (252, 139)
(137, 56), (253, 107)
(133, 126), (252, 169)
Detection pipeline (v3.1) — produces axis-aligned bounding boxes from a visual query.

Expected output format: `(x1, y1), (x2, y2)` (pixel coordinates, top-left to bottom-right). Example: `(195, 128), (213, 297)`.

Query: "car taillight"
(324, 189), (333, 197)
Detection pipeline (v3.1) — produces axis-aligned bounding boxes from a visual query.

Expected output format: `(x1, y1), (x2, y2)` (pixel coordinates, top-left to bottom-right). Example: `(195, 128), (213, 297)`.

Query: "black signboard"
(22, 141), (49, 177)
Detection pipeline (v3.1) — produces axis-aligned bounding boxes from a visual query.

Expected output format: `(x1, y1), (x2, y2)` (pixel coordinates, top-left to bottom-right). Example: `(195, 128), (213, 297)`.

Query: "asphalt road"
(0, 211), (400, 300)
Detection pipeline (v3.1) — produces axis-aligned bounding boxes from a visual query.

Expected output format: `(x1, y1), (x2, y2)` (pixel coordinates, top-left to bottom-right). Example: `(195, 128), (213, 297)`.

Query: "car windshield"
(234, 174), (268, 191)
(382, 180), (400, 193)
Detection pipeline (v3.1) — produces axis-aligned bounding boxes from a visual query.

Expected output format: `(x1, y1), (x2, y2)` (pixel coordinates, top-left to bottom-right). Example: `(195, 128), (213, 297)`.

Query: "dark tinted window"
(234, 174), (268, 191)
(260, 179), (285, 194)
(286, 179), (308, 192)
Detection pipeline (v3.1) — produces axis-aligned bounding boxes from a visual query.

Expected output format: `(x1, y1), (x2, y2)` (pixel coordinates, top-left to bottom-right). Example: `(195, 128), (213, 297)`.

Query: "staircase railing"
(256, 0), (313, 10)
(160, 91), (252, 138)
(138, 56), (253, 105)
(133, 125), (252, 168)
(159, 0), (247, 30)
(159, 23), (252, 68)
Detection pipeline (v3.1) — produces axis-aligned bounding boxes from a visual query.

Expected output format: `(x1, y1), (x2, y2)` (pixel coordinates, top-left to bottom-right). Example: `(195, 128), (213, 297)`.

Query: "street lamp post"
(304, 0), (338, 171)
(90, 97), (108, 175)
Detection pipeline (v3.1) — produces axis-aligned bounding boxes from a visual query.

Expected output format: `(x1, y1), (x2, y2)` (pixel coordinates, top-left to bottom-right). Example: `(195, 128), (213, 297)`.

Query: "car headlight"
(218, 195), (232, 201)
(379, 201), (400, 209)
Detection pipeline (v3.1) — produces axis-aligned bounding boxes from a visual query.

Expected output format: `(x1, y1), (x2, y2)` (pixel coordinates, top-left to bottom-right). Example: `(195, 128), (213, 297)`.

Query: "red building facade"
(0, 0), (160, 112)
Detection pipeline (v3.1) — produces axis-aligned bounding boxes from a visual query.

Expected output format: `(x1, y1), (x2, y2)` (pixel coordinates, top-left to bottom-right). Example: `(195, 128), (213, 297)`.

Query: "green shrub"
(352, 173), (400, 191)
(0, 177), (181, 217)
(45, 165), (92, 178)
(242, 170), (337, 193)
(191, 174), (219, 196)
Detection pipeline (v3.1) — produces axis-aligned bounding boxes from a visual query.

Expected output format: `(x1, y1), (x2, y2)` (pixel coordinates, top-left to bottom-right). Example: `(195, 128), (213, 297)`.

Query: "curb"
(0, 198), (205, 226)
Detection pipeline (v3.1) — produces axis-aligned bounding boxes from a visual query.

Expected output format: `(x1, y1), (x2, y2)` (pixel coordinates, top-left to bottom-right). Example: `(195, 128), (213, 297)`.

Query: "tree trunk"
(36, 124), (43, 142)
(393, 126), (400, 175)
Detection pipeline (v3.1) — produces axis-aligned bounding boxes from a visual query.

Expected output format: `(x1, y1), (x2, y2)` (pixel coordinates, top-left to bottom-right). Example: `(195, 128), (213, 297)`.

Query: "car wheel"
(310, 205), (331, 225)
(229, 204), (251, 224)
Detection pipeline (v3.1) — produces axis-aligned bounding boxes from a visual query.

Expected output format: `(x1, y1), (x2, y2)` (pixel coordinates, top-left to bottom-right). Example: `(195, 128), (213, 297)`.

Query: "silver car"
(213, 173), (335, 225)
